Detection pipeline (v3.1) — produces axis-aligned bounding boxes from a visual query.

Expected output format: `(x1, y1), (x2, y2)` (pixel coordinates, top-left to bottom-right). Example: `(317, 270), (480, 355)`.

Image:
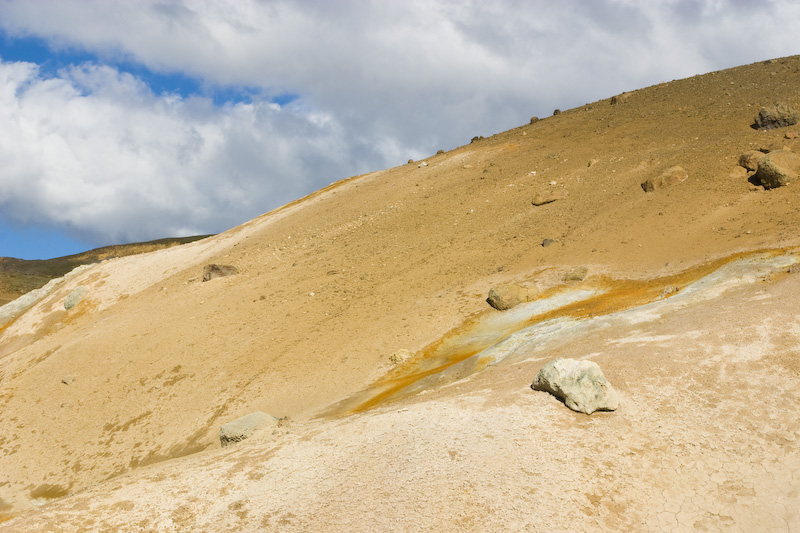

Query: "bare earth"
(1, 57), (800, 531)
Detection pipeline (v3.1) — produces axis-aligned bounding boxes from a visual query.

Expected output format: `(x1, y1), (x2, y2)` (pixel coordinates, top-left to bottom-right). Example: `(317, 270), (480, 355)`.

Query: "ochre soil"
(1, 56), (800, 531)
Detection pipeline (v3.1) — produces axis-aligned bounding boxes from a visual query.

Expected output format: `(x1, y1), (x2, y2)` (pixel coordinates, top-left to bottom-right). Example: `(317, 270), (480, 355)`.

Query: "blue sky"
(0, 0), (798, 260)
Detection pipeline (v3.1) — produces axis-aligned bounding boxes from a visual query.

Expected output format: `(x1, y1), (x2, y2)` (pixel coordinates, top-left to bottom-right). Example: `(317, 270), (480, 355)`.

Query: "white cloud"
(0, 0), (799, 244)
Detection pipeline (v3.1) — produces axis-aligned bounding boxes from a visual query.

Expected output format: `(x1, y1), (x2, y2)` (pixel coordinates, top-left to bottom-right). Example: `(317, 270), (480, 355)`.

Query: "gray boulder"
(752, 149), (800, 189)
(219, 412), (279, 447)
(202, 264), (239, 282)
(753, 103), (799, 130)
(531, 358), (619, 414)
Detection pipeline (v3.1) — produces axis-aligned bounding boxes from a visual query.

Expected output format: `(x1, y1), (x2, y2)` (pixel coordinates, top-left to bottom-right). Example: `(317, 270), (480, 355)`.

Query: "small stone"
(202, 264), (239, 282)
(389, 349), (412, 364)
(542, 238), (555, 247)
(64, 286), (88, 310)
(61, 375), (76, 385)
(641, 166), (688, 192)
(532, 189), (567, 206)
(486, 283), (535, 311)
(219, 412), (279, 447)
(530, 117), (539, 124)
(418, 161), (428, 168)
(564, 266), (589, 283)
(785, 131), (798, 140)
(739, 151), (765, 172)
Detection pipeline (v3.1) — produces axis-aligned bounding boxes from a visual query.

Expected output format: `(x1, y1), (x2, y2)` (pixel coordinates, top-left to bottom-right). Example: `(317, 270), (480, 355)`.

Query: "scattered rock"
(641, 165), (688, 192)
(202, 264), (239, 282)
(751, 149), (800, 189)
(564, 266), (589, 283)
(530, 117), (539, 124)
(739, 151), (766, 172)
(788, 264), (800, 274)
(531, 358), (619, 415)
(470, 136), (484, 143)
(408, 159), (414, 164)
(219, 412), (279, 447)
(486, 283), (536, 311)
(436, 150), (445, 155)
(64, 286), (88, 310)
(786, 131), (798, 140)
(553, 109), (562, 116)
(541, 238), (555, 247)
(389, 349), (412, 365)
(418, 161), (428, 168)
(531, 189), (567, 206)
(61, 375), (75, 385)
(588, 159), (599, 167)
(753, 103), (799, 130)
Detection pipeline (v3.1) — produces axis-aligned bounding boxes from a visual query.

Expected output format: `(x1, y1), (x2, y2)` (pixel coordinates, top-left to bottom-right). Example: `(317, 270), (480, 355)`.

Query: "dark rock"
(202, 264), (240, 282)
(641, 166), (688, 192)
(471, 136), (484, 143)
(553, 109), (561, 116)
(753, 103), (799, 130)
(752, 149), (800, 189)
(530, 117), (539, 124)
(531, 358), (619, 415)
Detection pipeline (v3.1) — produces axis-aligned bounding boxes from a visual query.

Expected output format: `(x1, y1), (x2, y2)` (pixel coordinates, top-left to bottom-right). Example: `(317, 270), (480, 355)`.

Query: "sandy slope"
(2, 56), (800, 530)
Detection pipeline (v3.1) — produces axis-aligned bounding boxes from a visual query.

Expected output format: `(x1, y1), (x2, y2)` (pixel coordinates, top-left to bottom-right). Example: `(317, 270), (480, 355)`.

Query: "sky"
(0, 1), (798, 260)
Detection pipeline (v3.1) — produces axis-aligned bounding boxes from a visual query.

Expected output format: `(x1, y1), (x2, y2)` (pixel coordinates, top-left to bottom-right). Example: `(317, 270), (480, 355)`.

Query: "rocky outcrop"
(486, 283), (535, 311)
(641, 166), (688, 192)
(202, 264), (239, 282)
(219, 412), (279, 447)
(752, 149), (800, 189)
(531, 358), (619, 415)
(753, 103), (799, 130)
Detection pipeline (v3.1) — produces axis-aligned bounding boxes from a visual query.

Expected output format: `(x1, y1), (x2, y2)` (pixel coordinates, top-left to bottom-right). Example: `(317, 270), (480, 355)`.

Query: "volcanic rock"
(753, 103), (799, 130)
(752, 149), (800, 189)
(531, 358), (619, 414)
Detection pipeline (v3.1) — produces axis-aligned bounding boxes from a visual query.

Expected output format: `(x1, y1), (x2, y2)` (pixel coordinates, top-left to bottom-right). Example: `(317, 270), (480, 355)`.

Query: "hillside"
(0, 236), (212, 306)
(1, 56), (800, 531)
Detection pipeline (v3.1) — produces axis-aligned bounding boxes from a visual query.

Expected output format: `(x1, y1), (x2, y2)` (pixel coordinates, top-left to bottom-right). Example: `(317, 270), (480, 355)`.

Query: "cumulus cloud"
(0, 60), (366, 243)
(0, 0), (799, 245)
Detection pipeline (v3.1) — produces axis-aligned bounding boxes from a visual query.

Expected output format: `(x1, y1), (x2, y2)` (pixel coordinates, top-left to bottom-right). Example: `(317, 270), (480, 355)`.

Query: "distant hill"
(0, 235), (212, 306)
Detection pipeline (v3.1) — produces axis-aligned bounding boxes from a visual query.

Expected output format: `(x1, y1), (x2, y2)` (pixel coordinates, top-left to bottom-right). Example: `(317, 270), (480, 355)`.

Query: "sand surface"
(2, 56), (800, 531)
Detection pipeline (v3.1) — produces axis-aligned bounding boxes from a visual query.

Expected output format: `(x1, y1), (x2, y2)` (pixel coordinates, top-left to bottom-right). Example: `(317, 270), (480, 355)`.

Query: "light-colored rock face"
(219, 412), (279, 447)
(3, 56), (800, 531)
(531, 358), (619, 414)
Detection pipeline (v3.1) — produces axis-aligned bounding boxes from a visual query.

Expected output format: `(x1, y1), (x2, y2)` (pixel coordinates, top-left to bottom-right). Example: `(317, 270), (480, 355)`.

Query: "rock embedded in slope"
(64, 286), (88, 310)
(564, 266), (589, 283)
(641, 166), (688, 192)
(753, 103), (800, 130)
(202, 264), (239, 282)
(752, 149), (800, 189)
(486, 283), (535, 311)
(531, 358), (619, 415)
(219, 412), (279, 447)
(531, 189), (567, 206)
